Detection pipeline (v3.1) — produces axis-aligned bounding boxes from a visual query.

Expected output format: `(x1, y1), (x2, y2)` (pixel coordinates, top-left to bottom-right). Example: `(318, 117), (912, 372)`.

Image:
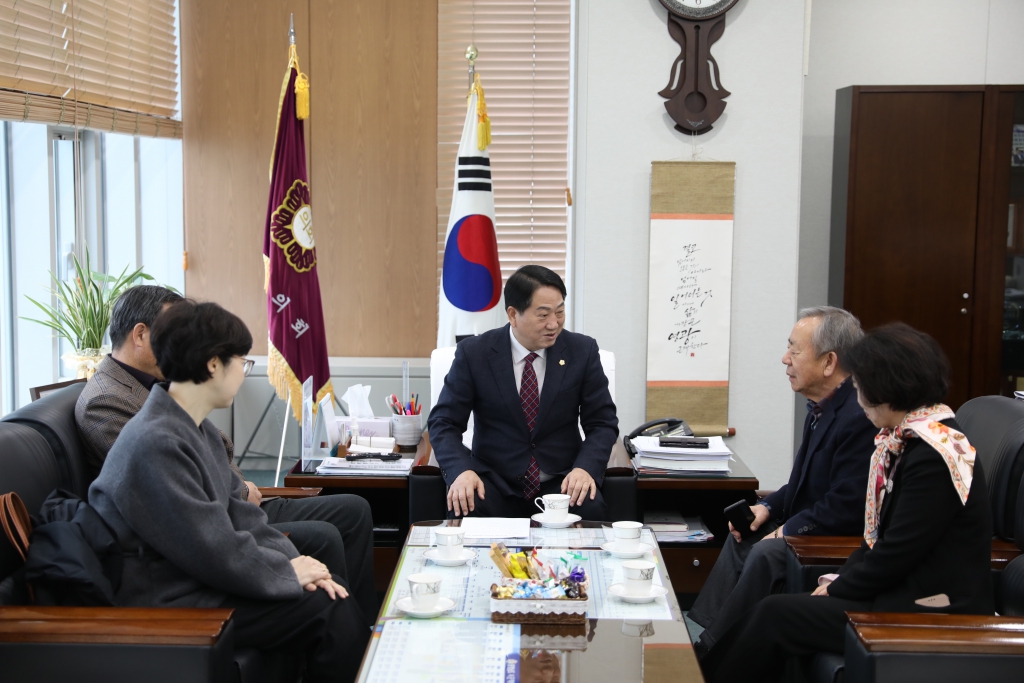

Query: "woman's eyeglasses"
(241, 358), (255, 377)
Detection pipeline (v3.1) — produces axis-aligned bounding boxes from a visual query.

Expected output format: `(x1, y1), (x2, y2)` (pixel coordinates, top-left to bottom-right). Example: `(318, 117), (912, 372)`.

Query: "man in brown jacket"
(75, 285), (377, 625)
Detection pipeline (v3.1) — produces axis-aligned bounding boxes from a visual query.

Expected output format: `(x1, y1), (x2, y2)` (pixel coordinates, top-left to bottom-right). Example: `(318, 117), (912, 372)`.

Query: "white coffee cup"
(433, 527), (466, 560)
(612, 521), (643, 552)
(534, 493), (571, 521)
(622, 560), (656, 596)
(408, 573), (442, 610)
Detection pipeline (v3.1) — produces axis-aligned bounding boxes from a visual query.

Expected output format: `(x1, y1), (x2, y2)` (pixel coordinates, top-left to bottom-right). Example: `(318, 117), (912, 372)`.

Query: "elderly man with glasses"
(75, 285), (378, 627)
(688, 306), (878, 660)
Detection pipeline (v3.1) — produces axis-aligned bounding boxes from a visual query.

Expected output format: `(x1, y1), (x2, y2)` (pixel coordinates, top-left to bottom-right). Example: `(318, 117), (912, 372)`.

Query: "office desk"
(355, 520), (702, 683)
(631, 455), (760, 601)
(285, 437), (759, 600)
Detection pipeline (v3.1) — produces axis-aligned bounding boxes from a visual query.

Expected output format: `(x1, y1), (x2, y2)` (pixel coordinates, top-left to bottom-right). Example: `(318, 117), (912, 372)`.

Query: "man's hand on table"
(448, 470), (486, 516)
(561, 468), (597, 507)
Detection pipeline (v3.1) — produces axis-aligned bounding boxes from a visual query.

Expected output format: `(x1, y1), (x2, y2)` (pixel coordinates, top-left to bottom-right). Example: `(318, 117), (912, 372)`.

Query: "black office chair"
(957, 396), (1024, 542)
(409, 465), (638, 525)
(1, 382), (92, 497)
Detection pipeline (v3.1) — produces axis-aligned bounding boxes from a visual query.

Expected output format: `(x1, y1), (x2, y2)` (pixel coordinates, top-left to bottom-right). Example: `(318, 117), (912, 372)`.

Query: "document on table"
(364, 620), (519, 683)
(459, 517), (530, 539)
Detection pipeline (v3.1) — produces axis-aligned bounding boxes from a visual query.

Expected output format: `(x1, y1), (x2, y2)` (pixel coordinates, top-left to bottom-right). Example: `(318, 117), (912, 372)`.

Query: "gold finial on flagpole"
(466, 44), (478, 89)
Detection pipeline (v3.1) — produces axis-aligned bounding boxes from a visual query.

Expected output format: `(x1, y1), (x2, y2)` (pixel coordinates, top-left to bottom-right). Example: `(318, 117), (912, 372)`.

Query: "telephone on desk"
(623, 417), (694, 458)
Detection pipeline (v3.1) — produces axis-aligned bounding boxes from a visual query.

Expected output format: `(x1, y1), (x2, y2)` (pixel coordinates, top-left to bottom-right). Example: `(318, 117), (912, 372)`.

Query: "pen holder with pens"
(391, 413), (423, 448)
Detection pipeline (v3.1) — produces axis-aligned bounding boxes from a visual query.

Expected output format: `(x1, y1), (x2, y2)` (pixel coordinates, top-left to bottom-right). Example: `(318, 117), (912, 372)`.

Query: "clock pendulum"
(657, 0), (739, 135)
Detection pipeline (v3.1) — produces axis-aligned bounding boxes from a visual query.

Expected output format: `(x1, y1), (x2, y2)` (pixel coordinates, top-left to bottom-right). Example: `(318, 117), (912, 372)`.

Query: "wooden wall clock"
(658, 0), (739, 135)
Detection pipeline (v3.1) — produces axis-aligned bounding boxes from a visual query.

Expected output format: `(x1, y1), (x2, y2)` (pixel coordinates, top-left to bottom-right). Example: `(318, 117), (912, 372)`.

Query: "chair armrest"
(603, 467), (637, 522)
(409, 465), (447, 525)
(843, 612), (1024, 683)
(0, 606), (232, 645)
(846, 611), (1024, 655)
(257, 486), (322, 499)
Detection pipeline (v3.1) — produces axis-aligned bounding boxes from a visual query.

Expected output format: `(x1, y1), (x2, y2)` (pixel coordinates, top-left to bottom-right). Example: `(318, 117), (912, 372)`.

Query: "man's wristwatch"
(241, 482), (250, 501)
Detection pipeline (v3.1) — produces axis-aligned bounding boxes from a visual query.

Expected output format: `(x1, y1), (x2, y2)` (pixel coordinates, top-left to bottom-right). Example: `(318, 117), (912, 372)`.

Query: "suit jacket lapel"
(793, 381), (851, 497)
(534, 333), (569, 436)
(488, 325), (531, 436)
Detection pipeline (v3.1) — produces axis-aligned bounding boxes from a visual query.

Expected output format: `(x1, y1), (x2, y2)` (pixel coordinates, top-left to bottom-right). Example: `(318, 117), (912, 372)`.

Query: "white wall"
(798, 0), (1024, 312)
(574, 0), (808, 488)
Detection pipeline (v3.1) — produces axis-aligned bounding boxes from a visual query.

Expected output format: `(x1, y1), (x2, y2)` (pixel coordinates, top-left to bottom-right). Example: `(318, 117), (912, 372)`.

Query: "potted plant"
(22, 249), (157, 379)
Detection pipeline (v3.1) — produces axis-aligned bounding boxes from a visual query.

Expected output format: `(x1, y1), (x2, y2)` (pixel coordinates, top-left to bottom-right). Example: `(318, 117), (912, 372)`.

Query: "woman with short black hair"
(703, 323), (992, 683)
(89, 300), (369, 683)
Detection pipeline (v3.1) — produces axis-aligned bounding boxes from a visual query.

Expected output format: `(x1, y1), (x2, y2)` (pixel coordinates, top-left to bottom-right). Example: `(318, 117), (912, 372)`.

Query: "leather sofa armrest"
(257, 486), (322, 499)
(784, 537), (858, 593)
(0, 606), (232, 645)
(843, 612), (1024, 683)
(603, 467), (637, 522)
(409, 465), (447, 525)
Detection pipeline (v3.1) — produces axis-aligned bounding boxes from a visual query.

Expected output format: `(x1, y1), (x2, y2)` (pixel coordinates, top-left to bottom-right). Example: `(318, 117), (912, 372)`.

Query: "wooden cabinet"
(830, 86), (1024, 407)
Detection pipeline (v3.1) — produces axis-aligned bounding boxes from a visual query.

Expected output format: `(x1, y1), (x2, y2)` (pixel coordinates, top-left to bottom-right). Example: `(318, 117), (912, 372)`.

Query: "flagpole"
(289, 13), (295, 45)
(275, 394), (292, 486)
(466, 43), (477, 88)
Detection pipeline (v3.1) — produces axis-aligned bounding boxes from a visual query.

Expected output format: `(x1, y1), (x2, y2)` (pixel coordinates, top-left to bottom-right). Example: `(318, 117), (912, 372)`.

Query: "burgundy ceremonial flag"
(263, 40), (332, 420)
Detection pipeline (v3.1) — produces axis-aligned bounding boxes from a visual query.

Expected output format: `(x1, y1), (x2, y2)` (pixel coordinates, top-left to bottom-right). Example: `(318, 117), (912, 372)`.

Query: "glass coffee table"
(355, 521), (703, 683)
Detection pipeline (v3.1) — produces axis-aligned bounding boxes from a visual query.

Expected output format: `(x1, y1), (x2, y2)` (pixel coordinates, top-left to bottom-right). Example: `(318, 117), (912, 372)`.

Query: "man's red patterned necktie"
(521, 352), (541, 499)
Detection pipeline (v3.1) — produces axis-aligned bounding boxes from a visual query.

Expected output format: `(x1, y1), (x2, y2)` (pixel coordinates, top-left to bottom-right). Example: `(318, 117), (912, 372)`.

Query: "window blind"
(438, 0), (571, 282)
(0, 0), (180, 136)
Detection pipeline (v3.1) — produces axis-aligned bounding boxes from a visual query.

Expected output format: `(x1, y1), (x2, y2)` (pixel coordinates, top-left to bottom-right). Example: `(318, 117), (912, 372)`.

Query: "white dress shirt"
(510, 326), (547, 394)
(509, 326), (553, 481)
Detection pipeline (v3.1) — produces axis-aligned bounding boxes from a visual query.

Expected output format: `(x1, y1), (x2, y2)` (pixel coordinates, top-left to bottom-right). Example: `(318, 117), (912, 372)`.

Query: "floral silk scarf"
(864, 403), (976, 548)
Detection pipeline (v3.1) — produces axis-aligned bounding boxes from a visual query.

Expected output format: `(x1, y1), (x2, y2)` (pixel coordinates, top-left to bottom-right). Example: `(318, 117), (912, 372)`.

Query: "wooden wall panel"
(309, 0), (438, 357)
(180, 0), (310, 356)
(181, 0), (437, 357)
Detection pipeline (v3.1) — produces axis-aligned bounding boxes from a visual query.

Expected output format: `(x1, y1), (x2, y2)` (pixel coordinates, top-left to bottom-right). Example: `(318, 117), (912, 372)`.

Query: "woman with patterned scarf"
(703, 323), (993, 683)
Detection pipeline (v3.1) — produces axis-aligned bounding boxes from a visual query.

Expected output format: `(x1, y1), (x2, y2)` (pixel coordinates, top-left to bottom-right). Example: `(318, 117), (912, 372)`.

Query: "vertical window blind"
(437, 0), (571, 282)
(0, 0), (180, 137)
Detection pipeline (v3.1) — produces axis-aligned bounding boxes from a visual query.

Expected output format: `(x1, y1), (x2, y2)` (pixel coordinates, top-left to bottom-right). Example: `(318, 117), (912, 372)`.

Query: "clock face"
(659, 0), (739, 21)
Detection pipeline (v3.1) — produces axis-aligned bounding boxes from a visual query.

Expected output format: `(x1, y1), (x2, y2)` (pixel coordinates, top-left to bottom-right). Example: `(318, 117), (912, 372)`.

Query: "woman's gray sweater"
(89, 384), (302, 607)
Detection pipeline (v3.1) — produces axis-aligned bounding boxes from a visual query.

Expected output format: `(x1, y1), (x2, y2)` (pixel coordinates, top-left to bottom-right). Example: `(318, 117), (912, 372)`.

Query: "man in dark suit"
(689, 306), (877, 658)
(428, 265), (619, 520)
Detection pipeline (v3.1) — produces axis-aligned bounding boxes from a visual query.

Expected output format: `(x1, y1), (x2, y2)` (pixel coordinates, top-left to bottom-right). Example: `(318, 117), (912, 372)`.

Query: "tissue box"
(336, 417), (392, 438)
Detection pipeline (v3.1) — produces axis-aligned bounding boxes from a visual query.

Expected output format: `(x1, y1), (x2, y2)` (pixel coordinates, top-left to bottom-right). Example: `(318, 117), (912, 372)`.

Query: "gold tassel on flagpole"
(295, 72), (310, 120)
(288, 44), (310, 121)
(471, 73), (491, 151)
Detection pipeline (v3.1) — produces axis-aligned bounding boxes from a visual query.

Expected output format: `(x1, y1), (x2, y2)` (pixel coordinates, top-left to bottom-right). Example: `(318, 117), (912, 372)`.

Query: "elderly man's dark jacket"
(761, 380), (877, 535)
(428, 324), (618, 497)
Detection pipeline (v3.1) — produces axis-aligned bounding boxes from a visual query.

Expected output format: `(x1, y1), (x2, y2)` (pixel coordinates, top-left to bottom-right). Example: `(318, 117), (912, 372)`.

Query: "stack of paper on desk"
(315, 457), (414, 476)
(631, 435), (733, 474)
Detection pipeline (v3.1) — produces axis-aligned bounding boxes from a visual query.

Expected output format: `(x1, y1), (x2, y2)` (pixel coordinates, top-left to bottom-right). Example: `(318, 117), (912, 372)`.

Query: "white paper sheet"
(459, 517), (531, 539)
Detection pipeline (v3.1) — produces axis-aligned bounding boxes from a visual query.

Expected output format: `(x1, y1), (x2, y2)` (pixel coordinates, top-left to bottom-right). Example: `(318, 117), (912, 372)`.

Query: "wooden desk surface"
(286, 433), (760, 493)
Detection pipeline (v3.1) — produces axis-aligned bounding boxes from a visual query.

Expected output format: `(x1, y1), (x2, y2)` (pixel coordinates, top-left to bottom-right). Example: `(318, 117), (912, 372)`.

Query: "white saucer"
(423, 547), (477, 566)
(601, 541), (654, 559)
(394, 595), (456, 618)
(532, 512), (582, 528)
(608, 583), (669, 604)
